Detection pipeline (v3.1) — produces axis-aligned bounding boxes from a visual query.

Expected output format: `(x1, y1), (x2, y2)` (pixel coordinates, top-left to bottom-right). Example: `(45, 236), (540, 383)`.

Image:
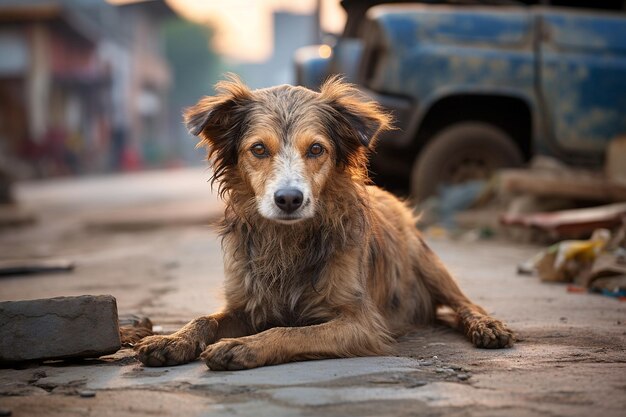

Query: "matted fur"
(134, 75), (514, 370)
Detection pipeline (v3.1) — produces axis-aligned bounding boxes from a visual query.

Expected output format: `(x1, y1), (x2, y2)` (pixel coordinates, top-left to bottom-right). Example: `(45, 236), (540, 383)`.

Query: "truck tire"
(411, 122), (523, 202)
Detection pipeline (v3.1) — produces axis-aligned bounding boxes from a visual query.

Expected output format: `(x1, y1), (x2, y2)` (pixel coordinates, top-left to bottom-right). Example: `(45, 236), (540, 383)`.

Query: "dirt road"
(1, 168), (624, 416)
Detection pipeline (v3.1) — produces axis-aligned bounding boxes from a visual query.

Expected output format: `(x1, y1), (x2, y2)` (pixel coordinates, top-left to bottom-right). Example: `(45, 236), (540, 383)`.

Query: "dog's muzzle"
(274, 188), (303, 214)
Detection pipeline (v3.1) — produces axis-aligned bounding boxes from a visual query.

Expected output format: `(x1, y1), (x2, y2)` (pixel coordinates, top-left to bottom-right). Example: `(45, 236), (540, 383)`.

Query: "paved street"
(1, 168), (625, 417)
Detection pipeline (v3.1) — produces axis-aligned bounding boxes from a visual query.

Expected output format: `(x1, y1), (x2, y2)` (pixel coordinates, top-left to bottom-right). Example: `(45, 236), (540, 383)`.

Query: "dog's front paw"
(201, 338), (263, 371)
(468, 317), (514, 349)
(134, 335), (200, 366)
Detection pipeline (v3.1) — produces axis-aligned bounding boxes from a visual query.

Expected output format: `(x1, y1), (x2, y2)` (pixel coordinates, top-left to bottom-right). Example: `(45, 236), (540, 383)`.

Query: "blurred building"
(0, 0), (175, 178)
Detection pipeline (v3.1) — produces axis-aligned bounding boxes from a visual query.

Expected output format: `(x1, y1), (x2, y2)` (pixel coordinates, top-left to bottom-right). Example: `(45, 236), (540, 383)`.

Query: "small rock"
(457, 373), (471, 381)
(79, 390), (96, 398)
(0, 408), (11, 416)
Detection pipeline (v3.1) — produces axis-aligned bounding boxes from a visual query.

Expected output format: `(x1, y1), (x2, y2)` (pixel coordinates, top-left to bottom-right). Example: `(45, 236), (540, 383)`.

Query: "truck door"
(537, 7), (626, 160)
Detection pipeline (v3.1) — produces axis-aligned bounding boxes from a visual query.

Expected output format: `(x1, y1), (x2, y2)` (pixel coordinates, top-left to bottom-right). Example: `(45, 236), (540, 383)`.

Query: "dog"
(134, 75), (514, 370)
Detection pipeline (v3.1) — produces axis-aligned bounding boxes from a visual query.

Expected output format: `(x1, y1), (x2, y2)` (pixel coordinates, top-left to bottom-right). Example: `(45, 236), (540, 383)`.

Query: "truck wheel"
(411, 122), (523, 202)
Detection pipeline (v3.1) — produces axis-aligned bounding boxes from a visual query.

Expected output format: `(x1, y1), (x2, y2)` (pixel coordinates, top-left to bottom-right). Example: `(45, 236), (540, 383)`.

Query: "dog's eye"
(250, 143), (269, 158)
(307, 143), (324, 158)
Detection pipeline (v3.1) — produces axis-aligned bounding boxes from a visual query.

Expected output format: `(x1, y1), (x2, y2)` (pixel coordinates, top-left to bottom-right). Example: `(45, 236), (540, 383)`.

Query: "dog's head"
(185, 74), (391, 224)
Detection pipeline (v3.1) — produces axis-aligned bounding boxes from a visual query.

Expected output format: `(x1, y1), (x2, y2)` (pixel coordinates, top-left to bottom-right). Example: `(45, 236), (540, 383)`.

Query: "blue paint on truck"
(295, 2), (626, 198)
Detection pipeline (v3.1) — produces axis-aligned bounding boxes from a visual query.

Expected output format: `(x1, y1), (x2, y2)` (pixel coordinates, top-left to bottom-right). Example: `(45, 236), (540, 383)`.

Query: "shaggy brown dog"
(134, 76), (514, 370)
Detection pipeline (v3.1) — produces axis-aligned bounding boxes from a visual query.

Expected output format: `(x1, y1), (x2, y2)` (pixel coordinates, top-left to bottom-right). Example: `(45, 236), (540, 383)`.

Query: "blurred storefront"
(0, 0), (174, 178)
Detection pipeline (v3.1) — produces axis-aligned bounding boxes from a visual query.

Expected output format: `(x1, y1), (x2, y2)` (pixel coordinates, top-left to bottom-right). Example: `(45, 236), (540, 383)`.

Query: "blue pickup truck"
(295, 0), (626, 201)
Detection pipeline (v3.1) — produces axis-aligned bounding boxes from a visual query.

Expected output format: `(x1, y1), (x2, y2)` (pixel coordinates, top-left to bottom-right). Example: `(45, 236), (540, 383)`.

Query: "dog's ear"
(183, 74), (252, 187)
(184, 74), (252, 136)
(319, 75), (392, 152)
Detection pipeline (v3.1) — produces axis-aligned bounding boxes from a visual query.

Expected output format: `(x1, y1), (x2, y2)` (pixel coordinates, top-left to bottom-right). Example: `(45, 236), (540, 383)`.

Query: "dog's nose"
(274, 188), (303, 213)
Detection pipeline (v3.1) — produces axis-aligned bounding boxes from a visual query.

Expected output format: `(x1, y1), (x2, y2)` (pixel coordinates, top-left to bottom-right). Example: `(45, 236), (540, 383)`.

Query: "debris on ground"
(493, 154), (626, 242)
(501, 203), (626, 241)
(0, 295), (121, 363)
(583, 249), (626, 299)
(525, 229), (611, 283)
(518, 222), (626, 300)
(437, 180), (489, 227)
(0, 258), (74, 276)
(499, 155), (626, 202)
(417, 155), (626, 242)
(418, 180), (489, 229)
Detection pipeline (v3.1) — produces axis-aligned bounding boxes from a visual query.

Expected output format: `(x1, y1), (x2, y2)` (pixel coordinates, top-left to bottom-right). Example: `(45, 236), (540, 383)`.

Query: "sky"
(108, 0), (346, 62)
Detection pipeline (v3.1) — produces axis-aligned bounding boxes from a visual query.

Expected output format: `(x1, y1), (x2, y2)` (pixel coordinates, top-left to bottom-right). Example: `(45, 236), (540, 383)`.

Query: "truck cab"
(295, 0), (626, 200)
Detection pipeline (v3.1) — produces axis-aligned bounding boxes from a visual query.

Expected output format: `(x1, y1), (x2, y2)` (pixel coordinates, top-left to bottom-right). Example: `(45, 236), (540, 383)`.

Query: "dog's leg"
(417, 238), (514, 349)
(198, 247), (394, 371)
(134, 311), (253, 366)
(201, 310), (392, 371)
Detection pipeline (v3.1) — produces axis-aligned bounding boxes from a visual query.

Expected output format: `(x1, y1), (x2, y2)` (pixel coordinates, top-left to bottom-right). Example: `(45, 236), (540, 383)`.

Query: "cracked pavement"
(1, 168), (625, 416)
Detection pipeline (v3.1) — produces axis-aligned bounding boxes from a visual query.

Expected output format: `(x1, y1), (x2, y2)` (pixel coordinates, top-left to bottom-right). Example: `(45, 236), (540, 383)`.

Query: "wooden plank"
(499, 169), (626, 202)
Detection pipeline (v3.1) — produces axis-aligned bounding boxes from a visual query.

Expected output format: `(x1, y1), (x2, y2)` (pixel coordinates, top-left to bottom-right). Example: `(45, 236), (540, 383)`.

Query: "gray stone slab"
(0, 295), (121, 362)
(268, 382), (503, 408)
(33, 356), (422, 390)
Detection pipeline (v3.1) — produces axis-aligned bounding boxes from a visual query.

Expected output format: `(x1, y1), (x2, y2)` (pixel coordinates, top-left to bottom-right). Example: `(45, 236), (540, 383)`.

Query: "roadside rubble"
(499, 138), (626, 241)
(501, 202), (626, 240)
(500, 137), (626, 203)
(420, 143), (626, 245)
(489, 140), (626, 300)
(518, 222), (626, 300)
(520, 229), (611, 282)
(416, 141), (626, 304)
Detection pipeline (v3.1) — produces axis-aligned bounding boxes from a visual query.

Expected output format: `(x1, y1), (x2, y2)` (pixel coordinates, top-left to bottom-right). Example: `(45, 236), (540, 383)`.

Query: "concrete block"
(0, 295), (121, 363)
